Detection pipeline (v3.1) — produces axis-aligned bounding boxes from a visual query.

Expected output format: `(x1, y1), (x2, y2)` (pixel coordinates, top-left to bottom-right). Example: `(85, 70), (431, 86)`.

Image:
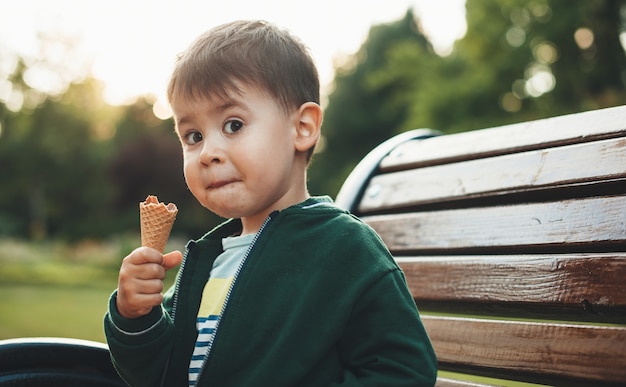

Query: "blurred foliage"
(309, 0), (626, 197)
(0, 79), (218, 241)
(1, 0), (625, 241)
(309, 10), (434, 196)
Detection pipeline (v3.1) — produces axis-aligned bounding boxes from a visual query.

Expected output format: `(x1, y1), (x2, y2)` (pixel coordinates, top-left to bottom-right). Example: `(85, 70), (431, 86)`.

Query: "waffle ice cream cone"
(140, 195), (178, 253)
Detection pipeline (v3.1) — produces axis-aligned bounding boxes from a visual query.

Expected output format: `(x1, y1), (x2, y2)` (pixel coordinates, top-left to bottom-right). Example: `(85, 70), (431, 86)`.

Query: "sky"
(0, 0), (466, 114)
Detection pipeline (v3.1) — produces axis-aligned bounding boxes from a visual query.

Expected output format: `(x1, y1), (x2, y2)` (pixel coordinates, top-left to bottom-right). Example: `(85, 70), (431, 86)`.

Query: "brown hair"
(167, 20), (320, 115)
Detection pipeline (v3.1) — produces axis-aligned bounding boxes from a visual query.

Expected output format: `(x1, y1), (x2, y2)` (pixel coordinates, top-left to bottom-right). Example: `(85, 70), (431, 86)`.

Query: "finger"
(116, 292), (163, 319)
(119, 260), (166, 283)
(162, 250), (183, 271)
(135, 278), (165, 295)
(134, 263), (166, 280)
(118, 276), (163, 296)
(124, 246), (165, 266)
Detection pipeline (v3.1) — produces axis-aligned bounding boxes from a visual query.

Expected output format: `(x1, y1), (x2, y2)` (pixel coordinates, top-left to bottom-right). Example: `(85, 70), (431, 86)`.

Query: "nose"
(199, 135), (225, 166)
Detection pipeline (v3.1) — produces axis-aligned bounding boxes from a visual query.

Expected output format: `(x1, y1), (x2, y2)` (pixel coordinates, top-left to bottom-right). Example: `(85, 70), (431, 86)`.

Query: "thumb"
(162, 250), (183, 271)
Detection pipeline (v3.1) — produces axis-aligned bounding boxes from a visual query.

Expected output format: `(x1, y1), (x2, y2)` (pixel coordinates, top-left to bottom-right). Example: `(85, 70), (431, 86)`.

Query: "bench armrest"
(0, 337), (124, 386)
(335, 128), (441, 213)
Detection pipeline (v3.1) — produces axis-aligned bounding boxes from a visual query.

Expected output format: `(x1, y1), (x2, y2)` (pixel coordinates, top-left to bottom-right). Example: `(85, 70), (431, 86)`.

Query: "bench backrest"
(336, 105), (626, 386)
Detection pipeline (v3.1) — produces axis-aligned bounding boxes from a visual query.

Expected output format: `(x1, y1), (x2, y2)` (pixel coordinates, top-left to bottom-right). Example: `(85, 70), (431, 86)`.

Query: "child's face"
(172, 84), (307, 234)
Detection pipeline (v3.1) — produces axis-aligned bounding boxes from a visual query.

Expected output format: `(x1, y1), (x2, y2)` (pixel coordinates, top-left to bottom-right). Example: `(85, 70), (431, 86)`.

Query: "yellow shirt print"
(197, 277), (234, 317)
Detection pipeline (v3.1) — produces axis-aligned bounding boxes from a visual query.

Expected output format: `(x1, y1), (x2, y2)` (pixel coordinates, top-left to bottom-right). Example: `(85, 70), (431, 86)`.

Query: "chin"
(205, 202), (246, 220)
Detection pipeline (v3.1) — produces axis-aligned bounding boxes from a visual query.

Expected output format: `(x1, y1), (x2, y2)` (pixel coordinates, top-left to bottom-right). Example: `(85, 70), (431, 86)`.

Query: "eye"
(183, 131), (203, 145)
(223, 119), (244, 134)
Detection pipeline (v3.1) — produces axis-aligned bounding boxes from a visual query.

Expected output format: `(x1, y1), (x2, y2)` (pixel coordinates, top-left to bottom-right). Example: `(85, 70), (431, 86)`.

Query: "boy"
(104, 20), (437, 386)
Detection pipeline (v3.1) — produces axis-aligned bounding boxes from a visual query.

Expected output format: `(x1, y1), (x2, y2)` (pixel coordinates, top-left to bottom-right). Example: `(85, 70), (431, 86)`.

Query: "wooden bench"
(335, 105), (626, 386)
(1, 106), (624, 386)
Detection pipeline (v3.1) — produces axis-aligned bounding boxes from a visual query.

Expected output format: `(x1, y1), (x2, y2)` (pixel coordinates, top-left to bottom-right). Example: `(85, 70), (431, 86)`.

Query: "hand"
(116, 247), (183, 319)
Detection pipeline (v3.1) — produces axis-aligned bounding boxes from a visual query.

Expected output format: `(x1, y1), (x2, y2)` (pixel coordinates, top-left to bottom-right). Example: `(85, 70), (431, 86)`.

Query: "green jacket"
(105, 197), (437, 386)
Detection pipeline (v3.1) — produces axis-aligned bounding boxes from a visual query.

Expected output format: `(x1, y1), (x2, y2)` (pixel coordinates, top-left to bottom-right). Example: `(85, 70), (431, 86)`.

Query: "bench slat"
(379, 105), (626, 171)
(397, 253), (626, 322)
(360, 137), (626, 212)
(423, 315), (626, 386)
(363, 195), (626, 253)
(339, 106), (626, 386)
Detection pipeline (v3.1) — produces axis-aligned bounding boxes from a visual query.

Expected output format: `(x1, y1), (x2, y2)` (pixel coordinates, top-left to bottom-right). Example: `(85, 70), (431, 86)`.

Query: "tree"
(107, 98), (218, 240)
(2, 2), (623, 240)
(406, 0), (626, 131)
(0, 78), (117, 239)
(309, 9), (434, 197)
(0, 58), (216, 240)
(313, 0), (626, 199)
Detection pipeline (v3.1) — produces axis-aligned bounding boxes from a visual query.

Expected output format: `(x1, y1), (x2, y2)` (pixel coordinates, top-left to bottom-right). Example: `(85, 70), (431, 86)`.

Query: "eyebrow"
(175, 115), (193, 129)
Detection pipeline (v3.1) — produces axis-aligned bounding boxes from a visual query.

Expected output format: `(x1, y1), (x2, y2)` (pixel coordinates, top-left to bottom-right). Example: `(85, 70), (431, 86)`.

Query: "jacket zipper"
(171, 241), (193, 322)
(159, 243), (192, 387)
(194, 212), (277, 386)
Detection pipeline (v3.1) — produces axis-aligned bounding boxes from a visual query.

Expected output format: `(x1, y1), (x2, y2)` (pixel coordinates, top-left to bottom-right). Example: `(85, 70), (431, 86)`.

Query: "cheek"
(182, 158), (198, 187)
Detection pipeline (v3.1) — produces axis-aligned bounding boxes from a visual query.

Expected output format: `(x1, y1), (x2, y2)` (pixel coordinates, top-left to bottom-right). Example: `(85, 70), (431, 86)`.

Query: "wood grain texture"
(379, 105), (626, 171)
(360, 137), (626, 212)
(349, 106), (626, 386)
(396, 253), (626, 321)
(363, 195), (626, 253)
(423, 315), (626, 385)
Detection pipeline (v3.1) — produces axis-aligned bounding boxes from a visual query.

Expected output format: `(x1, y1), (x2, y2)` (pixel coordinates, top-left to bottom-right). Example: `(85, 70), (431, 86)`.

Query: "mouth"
(207, 180), (237, 190)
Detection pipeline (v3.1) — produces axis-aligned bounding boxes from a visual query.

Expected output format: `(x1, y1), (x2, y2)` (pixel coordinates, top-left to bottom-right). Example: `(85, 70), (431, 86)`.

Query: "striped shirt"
(188, 233), (255, 386)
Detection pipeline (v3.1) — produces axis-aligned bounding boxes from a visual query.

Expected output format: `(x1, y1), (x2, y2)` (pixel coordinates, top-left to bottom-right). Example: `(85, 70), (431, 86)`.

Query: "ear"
(294, 102), (322, 153)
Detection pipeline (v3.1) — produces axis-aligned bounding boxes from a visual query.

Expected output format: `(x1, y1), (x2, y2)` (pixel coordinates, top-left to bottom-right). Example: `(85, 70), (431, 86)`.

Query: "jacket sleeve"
(103, 289), (176, 387)
(331, 269), (438, 387)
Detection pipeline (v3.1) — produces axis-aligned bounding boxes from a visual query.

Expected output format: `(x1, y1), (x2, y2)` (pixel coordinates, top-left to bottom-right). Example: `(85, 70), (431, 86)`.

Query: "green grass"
(0, 284), (113, 343)
(0, 237), (180, 343)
